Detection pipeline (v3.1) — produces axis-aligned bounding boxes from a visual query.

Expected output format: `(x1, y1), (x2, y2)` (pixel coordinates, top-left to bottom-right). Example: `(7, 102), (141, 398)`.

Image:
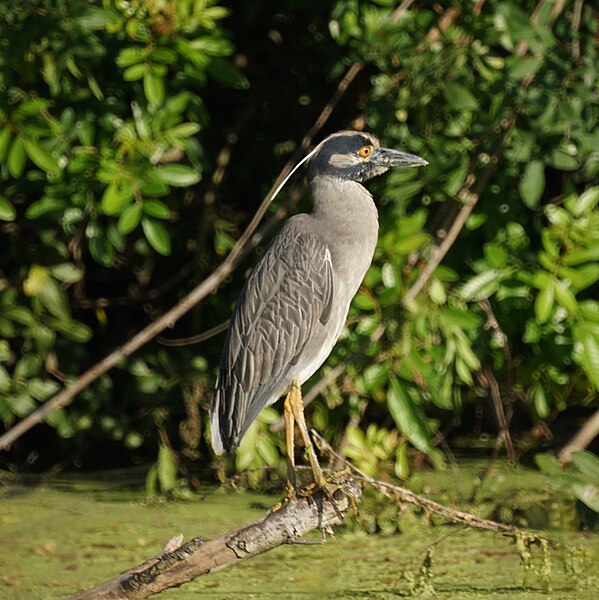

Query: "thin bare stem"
(312, 430), (524, 538)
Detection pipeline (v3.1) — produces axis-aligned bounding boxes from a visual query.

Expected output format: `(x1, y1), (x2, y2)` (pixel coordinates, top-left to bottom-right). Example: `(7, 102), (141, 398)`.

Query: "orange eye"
(358, 146), (372, 158)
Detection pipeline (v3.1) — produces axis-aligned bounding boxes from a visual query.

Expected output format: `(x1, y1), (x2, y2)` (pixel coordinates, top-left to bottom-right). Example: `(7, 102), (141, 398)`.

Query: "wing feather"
(211, 216), (334, 453)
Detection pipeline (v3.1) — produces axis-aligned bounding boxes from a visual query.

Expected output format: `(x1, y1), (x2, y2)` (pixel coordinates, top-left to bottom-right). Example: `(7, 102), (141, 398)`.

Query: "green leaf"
(571, 451), (599, 481)
(439, 308), (483, 330)
(554, 280), (578, 315)
(0, 127), (13, 161)
(394, 232), (430, 254)
(117, 47), (147, 67)
(117, 203), (143, 234)
(579, 301), (599, 323)
(3, 306), (34, 325)
(548, 148), (578, 171)
(23, 139), (60, 175)
(28, 378), (60, 401)
(143, 199), (170, 219)
(38, 278), (70, 320)
(530, 384), (549, 418)
(7, 136), (26, 178)
(78, 7), (116, 29)
(560, 264), (599, 291)
(25, 196), (65, 219)
(87, 75), (104, 100)
(574, 186), (599, 216)
(157, 444), (178, 491)
(145, 465), (159, 496)
(459, 269), (502, 301)
(443, 82), (479, 111)
(534, 279), (555, 323)
(390, 180), (424, 203)
(101, 180), (134, 215)
(123, 63), (146, 81)
(167, 123), (201, 138)
(563, 245), (599, 266)
(535, 452), (563, 476)
(206, 57), (249, 89)
(572, 483), (599, 513)
(256, 435), (279, 466)
(444, 160), (468, 196)
(428, 278), (446, 305)
(57, 320), (93, 343)
(144, 70), (165, 106)
(0, 196), (16, 221)
(519, 160), (545, 209)
(381, 262), (397, 288)
(508, 56), (543, 80)
(89, 237), (115, 267)
(155, 164), (200, 187)
(151, 47), (178, 64)
(50, 263), (83, 283)
(353, 292), (375, 310)
(483, 243), (508, 268)
(387, 377), (432, 453)
(577, 326), (599, 390)
(454, 332), (481, 371)
(142, 217), (171, 255)
(189, 36), (234, 56)
(362, 363), (389, 393)
(455, 356), (474, 385)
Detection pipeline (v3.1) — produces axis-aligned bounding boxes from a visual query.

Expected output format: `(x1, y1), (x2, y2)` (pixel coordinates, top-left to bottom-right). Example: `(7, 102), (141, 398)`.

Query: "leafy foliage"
(0, 1), (597, 486)
(536, 451), (599, 514)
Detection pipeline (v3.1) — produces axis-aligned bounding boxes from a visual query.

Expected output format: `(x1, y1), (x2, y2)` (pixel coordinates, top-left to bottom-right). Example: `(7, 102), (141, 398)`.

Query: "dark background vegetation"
(0, 0), (597, 496)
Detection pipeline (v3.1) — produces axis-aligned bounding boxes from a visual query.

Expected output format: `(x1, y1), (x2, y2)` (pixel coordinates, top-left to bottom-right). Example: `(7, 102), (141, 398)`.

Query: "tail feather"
(209, 394), (225, 455)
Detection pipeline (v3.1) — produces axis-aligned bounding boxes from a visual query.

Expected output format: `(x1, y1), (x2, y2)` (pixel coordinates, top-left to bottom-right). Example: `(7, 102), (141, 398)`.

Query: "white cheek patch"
(329, 153), (362, 168)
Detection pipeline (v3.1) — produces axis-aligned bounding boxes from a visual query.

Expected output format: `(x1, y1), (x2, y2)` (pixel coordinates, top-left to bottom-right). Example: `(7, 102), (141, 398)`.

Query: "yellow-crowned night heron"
(211, 130), (427, 495)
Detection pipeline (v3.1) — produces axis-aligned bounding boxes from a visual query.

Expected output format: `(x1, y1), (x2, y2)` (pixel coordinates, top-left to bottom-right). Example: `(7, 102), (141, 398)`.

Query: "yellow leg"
(288, 380), (326, 487)
(283, 388), (297, 499)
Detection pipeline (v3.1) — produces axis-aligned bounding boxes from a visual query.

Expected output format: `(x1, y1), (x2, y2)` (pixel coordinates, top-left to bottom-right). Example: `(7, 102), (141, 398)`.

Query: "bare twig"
(558, 408), (599, 464)
(477, 298), (513, 393)
(156, 319), (229, 346)
(0, 64), (364, 451)
(571, 0), (583, 63)
(390, 0), (416, 23)
(478, 365), (515, 461)
(69, 476), (360, 600)
(312, 430), (524, 538)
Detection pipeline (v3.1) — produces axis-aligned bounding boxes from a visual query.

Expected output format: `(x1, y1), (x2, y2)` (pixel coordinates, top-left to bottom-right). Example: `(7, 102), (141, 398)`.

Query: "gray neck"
(309, 175), (379, 229)
(308, 175), (379, 299)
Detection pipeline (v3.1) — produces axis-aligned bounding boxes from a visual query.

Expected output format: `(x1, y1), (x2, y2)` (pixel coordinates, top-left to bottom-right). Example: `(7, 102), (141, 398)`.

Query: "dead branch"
(558, 408), (599, 464)
(312, 430), (529, 538)
(69, 475), (360, 600)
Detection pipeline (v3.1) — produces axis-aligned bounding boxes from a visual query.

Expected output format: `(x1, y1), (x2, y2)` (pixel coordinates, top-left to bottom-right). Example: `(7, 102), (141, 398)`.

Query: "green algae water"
(1, 461), (598, 599)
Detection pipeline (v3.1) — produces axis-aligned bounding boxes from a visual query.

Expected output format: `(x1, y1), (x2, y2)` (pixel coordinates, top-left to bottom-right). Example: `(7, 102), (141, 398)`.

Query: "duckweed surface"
(1, 461), (598, 599)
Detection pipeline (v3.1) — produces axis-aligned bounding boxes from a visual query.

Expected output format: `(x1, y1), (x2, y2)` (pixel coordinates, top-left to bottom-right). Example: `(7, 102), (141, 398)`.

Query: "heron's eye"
(358, 146), (372, 158)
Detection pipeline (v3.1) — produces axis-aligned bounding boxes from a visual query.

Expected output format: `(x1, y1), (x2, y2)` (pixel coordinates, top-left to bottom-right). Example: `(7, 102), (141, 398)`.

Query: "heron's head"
(307, 131), (427, 184)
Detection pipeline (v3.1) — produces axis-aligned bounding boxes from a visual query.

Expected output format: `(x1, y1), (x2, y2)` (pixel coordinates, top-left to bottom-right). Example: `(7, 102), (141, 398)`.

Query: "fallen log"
(70, 474), (360, 600)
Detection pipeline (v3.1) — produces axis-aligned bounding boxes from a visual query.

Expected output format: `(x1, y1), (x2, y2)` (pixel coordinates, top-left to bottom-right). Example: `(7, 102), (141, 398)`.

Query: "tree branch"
(312, 430), (528, 538)
(558, 408), (599, 464)
(69, 476), (360, 600)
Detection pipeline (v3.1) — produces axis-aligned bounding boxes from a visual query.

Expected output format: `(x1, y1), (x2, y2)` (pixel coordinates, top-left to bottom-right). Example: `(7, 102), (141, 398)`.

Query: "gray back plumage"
(212, 214), (334, 453)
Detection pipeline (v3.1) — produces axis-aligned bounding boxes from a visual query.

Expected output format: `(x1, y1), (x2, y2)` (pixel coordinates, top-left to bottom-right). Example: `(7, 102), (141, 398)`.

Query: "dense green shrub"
(0, 1), (597, 486)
